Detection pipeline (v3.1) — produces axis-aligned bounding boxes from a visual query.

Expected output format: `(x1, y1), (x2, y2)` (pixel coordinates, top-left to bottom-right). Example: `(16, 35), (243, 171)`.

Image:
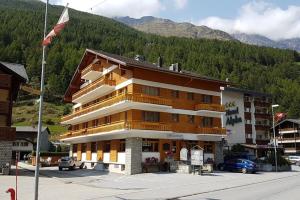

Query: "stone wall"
(0, 141), (12, 175)
(125, 138), (142, 175)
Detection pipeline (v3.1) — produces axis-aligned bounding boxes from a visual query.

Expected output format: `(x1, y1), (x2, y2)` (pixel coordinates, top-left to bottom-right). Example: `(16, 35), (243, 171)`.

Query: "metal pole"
(34, 0), (48, 199)
(272, 106), (278, 172)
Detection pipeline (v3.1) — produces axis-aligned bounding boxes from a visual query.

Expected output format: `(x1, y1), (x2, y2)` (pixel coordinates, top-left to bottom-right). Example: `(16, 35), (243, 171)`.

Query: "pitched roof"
(88, 49), (226, 83)
(274, 118), (300, 128)
(15, 126), (49, 133)
(223, 86), (271, 97)
(0, 61), (28, 82)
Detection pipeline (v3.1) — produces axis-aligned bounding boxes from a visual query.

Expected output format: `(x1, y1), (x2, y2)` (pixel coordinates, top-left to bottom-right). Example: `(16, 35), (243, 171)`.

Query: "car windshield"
(61, 157), (70, 161)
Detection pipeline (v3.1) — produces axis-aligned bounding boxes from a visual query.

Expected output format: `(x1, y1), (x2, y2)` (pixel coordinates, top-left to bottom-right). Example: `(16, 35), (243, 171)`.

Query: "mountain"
(0, 0), (300, 118)
(232, 33), (300, 52)
(114, 16), (235, 41)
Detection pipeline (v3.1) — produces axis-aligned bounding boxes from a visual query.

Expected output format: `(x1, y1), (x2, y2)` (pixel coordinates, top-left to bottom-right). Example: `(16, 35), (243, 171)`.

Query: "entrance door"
(159, 140), (172, 161)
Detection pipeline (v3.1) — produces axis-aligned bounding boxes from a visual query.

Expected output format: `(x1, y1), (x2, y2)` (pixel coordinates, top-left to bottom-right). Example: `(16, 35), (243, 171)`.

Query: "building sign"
(190, 149), (203, 166)
(180, 148), (188, 161)
(225, 101), (242, 126)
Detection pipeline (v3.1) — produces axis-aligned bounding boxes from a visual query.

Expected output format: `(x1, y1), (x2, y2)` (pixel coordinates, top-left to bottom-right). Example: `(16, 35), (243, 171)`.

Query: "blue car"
(218, 159), (257, 173)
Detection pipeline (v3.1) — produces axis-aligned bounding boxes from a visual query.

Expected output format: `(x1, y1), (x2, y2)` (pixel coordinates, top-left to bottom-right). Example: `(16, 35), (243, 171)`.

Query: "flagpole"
(34, 0), (48, 199)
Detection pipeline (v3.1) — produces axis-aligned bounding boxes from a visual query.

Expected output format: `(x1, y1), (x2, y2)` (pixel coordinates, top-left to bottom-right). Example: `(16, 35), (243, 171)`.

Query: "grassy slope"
(12, 101), (68, 138)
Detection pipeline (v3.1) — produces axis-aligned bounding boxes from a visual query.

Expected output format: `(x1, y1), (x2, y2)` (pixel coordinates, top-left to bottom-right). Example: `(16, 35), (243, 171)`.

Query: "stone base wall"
(125, 138), (142, 175)
(0, 141), (12, 175)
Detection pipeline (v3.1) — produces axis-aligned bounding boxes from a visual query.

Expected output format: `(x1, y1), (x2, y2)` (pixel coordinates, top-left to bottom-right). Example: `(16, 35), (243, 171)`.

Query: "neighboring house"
(0, 61), (28, 175)
(60, 49), (228, 174)
(12, 126), (50, 160)
(221, 87), (273, 157)
(273, 119), (300, 155)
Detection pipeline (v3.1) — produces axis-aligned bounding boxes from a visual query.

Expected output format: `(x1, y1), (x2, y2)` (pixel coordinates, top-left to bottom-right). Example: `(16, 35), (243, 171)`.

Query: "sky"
(47, 0), (300, 40)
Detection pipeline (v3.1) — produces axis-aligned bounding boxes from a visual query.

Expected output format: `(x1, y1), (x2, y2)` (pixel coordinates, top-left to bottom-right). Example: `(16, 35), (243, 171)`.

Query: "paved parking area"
(1, 163), (300, 200)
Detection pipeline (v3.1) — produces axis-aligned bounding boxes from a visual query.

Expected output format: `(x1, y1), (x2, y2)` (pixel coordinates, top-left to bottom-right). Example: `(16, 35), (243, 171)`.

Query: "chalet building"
(0, 62), (28, 175)
(60, 49), (228, 174)
(12, 126), (50, 160)
(221, 87), (272, 156)
(273, 119), (300, 155)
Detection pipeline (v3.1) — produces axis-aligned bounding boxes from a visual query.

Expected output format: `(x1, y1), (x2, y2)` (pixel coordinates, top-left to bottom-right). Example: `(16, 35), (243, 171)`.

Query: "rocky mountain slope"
(114, 16), (235, 41)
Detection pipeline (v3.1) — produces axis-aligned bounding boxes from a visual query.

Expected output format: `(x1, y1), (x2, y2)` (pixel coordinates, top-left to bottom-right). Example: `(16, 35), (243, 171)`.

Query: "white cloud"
(48, 0), (164, 18)
(174, 0), (187, 9)
(197, 1), (300, 40)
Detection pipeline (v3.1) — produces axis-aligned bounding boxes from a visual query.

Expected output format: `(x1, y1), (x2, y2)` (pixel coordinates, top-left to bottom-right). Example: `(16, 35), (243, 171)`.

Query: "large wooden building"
(60, 49), (228, 174)
(0, 61), (28, 174)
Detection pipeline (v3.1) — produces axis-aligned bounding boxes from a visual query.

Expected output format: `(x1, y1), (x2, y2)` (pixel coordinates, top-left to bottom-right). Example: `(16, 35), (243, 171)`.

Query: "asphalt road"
(1, 163), (300, 200)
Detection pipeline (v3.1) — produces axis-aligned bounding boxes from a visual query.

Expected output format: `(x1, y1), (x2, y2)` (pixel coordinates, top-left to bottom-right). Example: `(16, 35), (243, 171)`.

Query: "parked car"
(218, 158), (257, 173)
(58, 157), (84, 171)
(288, 156), (300, 164)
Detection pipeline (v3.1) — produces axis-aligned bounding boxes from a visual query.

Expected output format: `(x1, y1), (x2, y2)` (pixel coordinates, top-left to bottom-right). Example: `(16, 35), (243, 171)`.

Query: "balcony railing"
(60, 121), (226, 139)
(280, 137), (300, 141)
(197, 127), (226, 135)
(62, 93), (172, 122)
(72, 77), (116, 101)
(81, 63), (102, 78)
(279, 128), (299, 133)
(195, 103), (225, 112)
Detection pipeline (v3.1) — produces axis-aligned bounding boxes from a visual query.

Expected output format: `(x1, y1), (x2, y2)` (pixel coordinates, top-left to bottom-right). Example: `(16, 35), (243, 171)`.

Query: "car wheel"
(242, 168), (247, 174)
(79, 163), (84, 169)
(59, 167), (62, 171)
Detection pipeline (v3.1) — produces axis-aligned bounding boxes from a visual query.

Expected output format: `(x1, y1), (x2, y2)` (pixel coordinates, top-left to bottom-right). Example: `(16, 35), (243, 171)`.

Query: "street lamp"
(272, 104), (279, 172)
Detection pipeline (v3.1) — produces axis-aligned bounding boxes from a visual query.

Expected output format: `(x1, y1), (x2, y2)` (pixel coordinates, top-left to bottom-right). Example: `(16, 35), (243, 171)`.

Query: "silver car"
(58, 157), (84, 171)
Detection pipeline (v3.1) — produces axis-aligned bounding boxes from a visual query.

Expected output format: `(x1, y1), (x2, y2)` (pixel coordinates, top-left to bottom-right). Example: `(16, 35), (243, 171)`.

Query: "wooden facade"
(61, 49), (228, 172)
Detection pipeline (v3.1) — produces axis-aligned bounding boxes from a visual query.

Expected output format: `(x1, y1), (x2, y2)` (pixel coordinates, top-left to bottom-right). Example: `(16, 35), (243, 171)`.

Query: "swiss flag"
(42, 6), (69, 46)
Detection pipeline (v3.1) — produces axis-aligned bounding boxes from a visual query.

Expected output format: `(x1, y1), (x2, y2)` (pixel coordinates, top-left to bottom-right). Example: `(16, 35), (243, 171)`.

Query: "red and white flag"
(42, 6), (69, 46)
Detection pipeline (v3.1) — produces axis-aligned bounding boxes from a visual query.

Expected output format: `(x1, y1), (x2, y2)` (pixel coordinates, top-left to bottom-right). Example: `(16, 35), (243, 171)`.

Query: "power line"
(87, 0), (108, 13)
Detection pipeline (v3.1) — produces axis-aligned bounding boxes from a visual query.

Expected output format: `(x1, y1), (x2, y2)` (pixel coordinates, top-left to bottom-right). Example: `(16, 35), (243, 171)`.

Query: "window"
(245, 119), (251, 124)
(163, 143), (170, 151)
(247, 134), (252, 139)
(119, 140), (126, 152)
(188, 115), (194, 124)
(83, 122), (88, 129)
(73, 144), (78, 152)
(105, 116), (111, 124)
(187, 92), (194, 100)
(73, 124), (79, 131)
(142, 139), (159, 152)
(204, 142), (213, 153)
(171, 90), (179, 98)
(142, 86), (160, 96)
(203, 95), (212, 103)
(121, 69), (126, 76)
(172, 114), (179, 122)
(91, 142), (97, 153)
(202, 117), (213, 127)
(81, 143), (87, 152)
(104, 141), (110, 152)
(119, 87), (127, 94)
(245, 107), (251, 112)
(142, 111), (160, 122)
(92, 119), (99, 127)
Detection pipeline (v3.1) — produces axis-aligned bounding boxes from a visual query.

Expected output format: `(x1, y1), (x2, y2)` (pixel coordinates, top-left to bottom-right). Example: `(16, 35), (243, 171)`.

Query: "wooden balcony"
(255, 113), (271, 119)
(59, 121), (225, 139)
(197, 127), (226, 135)
(195, 103), (225, 112)
(279, 128), (299, 133)
(0, 101), (10, 114)
(280, 137), (300, 141)
(72, 77), (116, 103)
(81, 63), (102, 80)
(254, 101), (271, 107)
(62, 93), (172, 123)
(0, 127), (16, 141)
(255, 124), (270, 131)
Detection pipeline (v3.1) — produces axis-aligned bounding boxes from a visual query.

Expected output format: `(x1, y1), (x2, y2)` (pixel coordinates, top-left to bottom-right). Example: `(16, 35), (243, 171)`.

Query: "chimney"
(169, 63), (181, 72)
(134, 55), (145, 62)
(157, 55), (163, 68)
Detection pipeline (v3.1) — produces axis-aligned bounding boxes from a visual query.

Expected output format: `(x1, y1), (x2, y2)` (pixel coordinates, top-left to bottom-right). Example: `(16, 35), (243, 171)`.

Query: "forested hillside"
(1, 0), (300, 117)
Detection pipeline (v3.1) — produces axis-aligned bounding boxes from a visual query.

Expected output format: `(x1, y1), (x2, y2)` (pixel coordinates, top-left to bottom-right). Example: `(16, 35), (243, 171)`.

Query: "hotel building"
(60, 49), (228, 174)
(221, 87), (272, 156)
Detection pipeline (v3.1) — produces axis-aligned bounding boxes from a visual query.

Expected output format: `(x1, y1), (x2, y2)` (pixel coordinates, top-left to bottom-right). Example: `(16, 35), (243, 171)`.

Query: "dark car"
(218, 158), (257, 173)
